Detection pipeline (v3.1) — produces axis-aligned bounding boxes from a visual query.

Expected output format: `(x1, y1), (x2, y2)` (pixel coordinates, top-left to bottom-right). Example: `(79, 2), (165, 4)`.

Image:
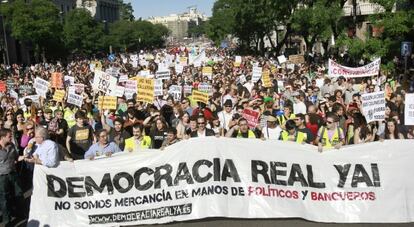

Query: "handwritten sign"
(155, 70), (171, 80)
(98, 96), (118, 110)
(53, 90), (65, 102)
(202, 67), (213, 79)
(51, 72), (63, 88)
(34, 77), (50, 98)
(262, 70), (272, 88)
(192, 90), (209, 104)
(154, 79), (163, 97)
(93, 70), (117, 94)
(252, 66), (262, 83)
(67, 93), (83, 107)
(137, 77), (154, 103)
(168, 85), (182, 102)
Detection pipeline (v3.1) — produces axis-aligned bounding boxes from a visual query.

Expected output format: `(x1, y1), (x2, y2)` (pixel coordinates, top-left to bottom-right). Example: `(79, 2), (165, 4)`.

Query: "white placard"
(154, 79), (163, 96)
(235, 56), (242, 63)
(93, 70), (118, 95)
(34, 77), (50, 98)
(278, 55), (287, 64)
(361, 91), (386, 123)
(184, 85), (192, 94)
(64, 76), (75, 86)
(169, 85), (182, 101)
(119, 74), (128, 83)
(111, 86), (125, 97)
(124, 80), (137, 100)
(175, 64), (184, 74)
(29, 138), (414, 226)
(404, 93), (414, 125)
(156, 71), (171, 80)
(67, 93), (83, 107)
(252, 67), (262, 83)
(140, 70), (150, 77)
(198, 83), (212, 95)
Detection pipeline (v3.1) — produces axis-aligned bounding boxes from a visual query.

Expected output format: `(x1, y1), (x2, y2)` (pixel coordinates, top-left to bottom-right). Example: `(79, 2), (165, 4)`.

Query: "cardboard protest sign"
(67, 93), (83, 107)
(192, 90), (209, 104)
(98, 96), (118, 110)
(288, 55), (305, 64)
(53, 90), (65, 102)
(262, 70), (272, 88)
(155, 70), (171, 80)
(119, 74), (128, 83)
(137, 77), (154, 103)
(361, 91), (386, 123)
(252, 66), (263, 83)
(202, 67), (213, 79)
(179, 57), (188, 66)
(168, 85), (182, 102)
(175, 64), (184, 74)
(154, 79), (163, 97)
(93, 70), (117, 94)
(34, 77), (50, 98)
(111, 86), (125, 97)
(124, 80), (137, 100)
(51, 72), (63, 88)
(278, 55), (287, 64)
(242, 108), (260, 128)
(64, 76), (74, 86)
(0, 81), (6, 92)
(184, 85), (192, 94)
(234, 56), (242, 67)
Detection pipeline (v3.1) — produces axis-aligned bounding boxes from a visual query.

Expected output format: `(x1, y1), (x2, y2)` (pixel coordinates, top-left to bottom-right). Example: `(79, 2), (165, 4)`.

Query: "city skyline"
(124, 0), (215, 19)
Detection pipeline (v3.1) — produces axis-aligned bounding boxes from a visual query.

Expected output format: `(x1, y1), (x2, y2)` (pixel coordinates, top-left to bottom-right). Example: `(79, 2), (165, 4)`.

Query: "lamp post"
(0, 0), (9, 65)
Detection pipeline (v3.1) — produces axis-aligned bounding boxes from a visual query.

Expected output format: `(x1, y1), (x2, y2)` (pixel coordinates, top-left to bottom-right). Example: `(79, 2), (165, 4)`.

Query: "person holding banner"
(24, 127), (59, 168)
(315, 113), (345, 152)
(226, 118), (257, 139)
(66, 111), (94, 160)
(190, 116), (215, 138)
(84, 129), (121, 160)
(383, 119), (405, 140)
(279, 120), (307, 144)
(124, 123), (152, 152)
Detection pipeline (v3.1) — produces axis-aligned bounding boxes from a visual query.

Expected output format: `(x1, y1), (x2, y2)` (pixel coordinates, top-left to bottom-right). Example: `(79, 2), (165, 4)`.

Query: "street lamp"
(0, 0), (9, 65)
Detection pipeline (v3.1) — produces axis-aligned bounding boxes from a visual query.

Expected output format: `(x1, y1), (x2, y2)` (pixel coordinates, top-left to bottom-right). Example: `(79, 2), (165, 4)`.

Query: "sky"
(124, 0), (216, 20)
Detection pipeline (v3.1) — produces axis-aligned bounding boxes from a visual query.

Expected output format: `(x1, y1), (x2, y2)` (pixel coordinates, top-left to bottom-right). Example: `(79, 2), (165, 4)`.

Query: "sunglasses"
(197, 122), (206, 125)
(6, 113), (12, 116)
(326, 121), (334, 124)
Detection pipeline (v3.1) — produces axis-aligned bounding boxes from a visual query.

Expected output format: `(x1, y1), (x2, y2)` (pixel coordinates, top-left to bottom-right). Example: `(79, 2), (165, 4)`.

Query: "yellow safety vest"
(237, 130), (256, 138)
(278, 113), (296, 125)
(64, 108), (76, 128)
(124, 136), (152, 151)
(280, 130), (307, 143)
(319, 127), (343, 148)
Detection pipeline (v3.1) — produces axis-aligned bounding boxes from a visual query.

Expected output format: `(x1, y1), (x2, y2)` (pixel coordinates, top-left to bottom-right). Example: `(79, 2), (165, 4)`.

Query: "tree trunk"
(274, 24), (292, 55)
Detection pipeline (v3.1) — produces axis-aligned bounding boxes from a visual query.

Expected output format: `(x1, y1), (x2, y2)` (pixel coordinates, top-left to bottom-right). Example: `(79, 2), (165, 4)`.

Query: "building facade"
(148, 7), (208, 40)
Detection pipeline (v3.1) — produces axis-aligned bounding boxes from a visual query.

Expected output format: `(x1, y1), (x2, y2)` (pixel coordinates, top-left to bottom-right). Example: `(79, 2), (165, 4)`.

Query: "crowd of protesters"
(0, 44), (413, 225)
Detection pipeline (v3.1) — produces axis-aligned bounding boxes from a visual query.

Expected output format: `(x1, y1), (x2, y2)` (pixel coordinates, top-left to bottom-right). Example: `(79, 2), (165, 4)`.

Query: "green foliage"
(188, 20), (207, 38)
(63, 8), (106, 54)
(4, 0), (61, 46)
(107, 20), (169, 52)
(118, 0), (135, 21)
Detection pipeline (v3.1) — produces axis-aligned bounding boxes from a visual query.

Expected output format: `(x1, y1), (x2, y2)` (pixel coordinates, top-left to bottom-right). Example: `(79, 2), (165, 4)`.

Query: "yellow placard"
(53, 90), (65, 102)
(202, 66), (212, 76)
(98, 96), (117, 110)
(262, 70), (272, 88)
(137, 77), (154, 103)
(180, 57), (188, 66)
(192, 90), (209, 104)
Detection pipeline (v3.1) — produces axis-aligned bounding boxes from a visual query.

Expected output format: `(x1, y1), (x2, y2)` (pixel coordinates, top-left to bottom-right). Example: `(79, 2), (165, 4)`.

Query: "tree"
(118, 0), (135, 21)
(291, 0), (343, 54)
(335, 0), (414, 70)
(63, 8), (106, 55)
(107, 20), (169, 52)
(1, 0), (63, 61)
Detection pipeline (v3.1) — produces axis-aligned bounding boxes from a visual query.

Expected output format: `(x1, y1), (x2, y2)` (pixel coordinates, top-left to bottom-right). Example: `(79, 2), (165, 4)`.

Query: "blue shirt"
(33, 140), (59, 168)
(84, 142), (121, 159)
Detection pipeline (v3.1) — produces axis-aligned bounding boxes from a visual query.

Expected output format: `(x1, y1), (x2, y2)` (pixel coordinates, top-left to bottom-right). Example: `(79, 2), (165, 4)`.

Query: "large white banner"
(361, 91), (386, 123)
(328, 58), (381, 78)
(29, 138), (414, 226)
(405, 93), (414, 125)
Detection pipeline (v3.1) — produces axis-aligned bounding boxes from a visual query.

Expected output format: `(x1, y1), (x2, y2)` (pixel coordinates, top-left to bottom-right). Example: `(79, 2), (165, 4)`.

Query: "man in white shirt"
(218, 99), (234, 130)
(25, 127), (59, 168)
(261, 116), (282, 140)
